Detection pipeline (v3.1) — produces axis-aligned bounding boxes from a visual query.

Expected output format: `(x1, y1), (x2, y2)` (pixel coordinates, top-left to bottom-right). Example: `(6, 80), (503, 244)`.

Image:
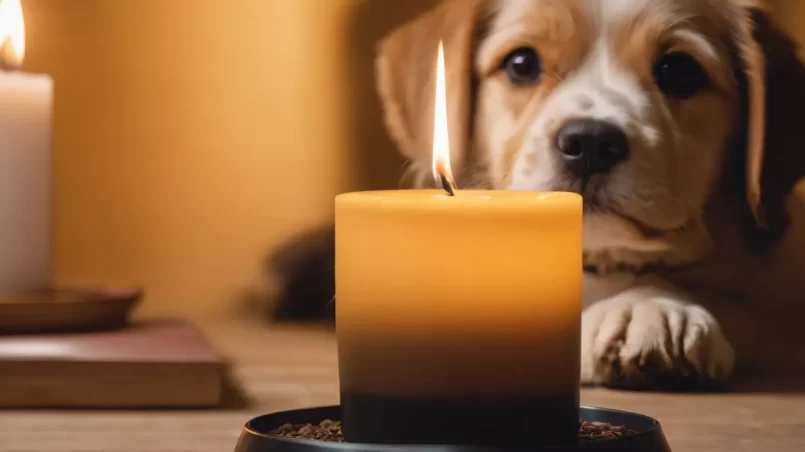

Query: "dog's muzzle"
(555, 119), (629, 182)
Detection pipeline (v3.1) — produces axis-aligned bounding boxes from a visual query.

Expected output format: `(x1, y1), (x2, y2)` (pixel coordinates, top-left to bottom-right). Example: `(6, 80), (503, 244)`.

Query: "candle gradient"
(336, 189), (582, 445)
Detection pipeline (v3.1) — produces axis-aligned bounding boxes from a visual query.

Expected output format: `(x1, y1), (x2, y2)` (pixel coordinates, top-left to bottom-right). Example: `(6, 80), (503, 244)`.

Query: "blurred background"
(14, 0), (804, 321)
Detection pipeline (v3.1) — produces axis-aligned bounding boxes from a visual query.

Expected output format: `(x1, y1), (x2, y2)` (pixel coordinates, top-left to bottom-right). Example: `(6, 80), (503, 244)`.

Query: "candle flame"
(432, 41), (456, 194)
(0, 0), (24, 69)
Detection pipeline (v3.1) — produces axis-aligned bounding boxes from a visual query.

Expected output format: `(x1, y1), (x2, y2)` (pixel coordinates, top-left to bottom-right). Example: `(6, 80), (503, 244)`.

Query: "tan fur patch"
(474, 0), (594, 187)
(611, 3), (737, 92)
(497, 84), (558, 186)
(611, 11), (673, 90)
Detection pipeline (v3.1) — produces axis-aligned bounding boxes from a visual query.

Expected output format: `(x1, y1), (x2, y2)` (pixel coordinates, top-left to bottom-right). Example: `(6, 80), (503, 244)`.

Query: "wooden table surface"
(1, 320), (803, 452)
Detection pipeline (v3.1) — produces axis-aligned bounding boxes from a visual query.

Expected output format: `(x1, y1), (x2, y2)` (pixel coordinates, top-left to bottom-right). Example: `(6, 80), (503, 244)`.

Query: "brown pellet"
(270, 420), (345, 443)
(270, 419), (639, 444)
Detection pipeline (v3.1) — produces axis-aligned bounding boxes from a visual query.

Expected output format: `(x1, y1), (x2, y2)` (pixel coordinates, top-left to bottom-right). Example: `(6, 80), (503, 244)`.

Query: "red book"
(0, 319), (225, 408)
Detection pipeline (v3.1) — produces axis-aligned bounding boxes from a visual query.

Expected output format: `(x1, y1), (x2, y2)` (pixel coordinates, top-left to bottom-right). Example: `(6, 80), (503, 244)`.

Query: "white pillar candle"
(0, 0), (52, 292)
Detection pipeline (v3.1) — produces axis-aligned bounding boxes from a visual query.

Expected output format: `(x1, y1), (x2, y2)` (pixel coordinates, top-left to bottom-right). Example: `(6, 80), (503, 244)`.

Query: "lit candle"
(335, 43), (582, 446)
(0, 0), (52, 292)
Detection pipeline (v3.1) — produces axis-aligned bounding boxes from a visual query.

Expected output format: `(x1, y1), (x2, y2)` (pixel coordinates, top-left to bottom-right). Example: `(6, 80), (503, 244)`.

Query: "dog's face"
(377, 0), (783, 253)
(477, 0), (741, 233)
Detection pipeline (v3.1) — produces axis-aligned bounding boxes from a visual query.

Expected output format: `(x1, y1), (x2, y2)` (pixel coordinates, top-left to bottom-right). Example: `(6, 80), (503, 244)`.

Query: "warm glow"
(0, 0), (25, 68)
(432, 41), (456, 192)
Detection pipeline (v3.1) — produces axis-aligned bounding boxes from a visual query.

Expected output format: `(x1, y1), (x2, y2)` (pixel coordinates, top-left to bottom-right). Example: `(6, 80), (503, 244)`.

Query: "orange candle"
(335, 43), (583, 446)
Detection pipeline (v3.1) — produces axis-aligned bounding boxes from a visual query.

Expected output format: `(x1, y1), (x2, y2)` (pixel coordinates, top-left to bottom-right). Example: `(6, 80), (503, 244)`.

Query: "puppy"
(376, 0), (805, 388)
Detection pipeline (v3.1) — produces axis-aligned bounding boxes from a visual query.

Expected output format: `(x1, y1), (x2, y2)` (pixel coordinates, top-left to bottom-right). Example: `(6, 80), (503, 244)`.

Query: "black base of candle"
(340, 392), (579, 446)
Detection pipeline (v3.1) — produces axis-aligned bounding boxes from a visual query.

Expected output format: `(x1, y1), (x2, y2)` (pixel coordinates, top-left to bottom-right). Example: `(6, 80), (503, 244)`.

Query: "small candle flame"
(432, 41), (456, 196)
(0, 0), (24, 70)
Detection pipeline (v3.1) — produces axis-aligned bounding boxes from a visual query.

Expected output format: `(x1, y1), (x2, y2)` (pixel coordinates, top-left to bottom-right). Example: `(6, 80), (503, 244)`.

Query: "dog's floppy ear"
(734, 4), (805, 236)
(733, 3), (767, 227)
(375, 0), (484, 183)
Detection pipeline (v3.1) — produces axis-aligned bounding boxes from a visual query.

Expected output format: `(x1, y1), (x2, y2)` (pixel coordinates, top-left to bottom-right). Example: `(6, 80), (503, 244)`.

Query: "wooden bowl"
(0, 287), (142, 334)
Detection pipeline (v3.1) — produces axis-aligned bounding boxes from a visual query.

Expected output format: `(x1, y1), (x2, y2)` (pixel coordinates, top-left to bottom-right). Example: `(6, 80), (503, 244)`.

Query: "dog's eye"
(654, 52), (709, 99)
(502, 47), (542, 85)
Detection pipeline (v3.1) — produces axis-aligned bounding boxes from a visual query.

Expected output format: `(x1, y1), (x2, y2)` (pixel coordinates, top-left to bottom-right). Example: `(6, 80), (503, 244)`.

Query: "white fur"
(581, 277), (735, 385)
(672, 29), (720, 62)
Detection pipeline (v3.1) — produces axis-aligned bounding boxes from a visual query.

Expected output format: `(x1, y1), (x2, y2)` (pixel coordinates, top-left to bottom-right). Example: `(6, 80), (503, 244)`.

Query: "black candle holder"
(233, 405), (673, 452)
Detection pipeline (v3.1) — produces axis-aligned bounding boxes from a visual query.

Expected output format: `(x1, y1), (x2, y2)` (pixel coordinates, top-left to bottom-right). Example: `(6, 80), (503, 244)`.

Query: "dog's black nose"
(556, 119), (629, 175)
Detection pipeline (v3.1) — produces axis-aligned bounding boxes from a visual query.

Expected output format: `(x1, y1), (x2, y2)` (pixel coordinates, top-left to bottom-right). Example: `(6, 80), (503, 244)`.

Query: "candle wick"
(439, 173), (456, 197)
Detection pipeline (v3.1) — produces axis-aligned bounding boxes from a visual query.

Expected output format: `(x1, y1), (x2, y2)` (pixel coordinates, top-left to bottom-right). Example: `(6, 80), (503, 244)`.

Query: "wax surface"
(336, 190), (582, 398)
(0, 71), (52, 292)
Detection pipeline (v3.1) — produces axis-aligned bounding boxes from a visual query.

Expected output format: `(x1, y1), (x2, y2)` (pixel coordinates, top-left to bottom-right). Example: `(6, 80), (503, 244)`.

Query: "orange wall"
(21, 0), (434, 319)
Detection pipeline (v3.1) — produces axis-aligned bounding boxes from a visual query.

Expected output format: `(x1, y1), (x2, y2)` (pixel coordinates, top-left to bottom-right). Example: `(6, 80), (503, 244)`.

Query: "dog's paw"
(581, 290), (735, 389)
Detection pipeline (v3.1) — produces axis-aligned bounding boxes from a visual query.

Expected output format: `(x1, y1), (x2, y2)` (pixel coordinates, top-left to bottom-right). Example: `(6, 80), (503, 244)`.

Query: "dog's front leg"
(580, 276), (735, 388)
